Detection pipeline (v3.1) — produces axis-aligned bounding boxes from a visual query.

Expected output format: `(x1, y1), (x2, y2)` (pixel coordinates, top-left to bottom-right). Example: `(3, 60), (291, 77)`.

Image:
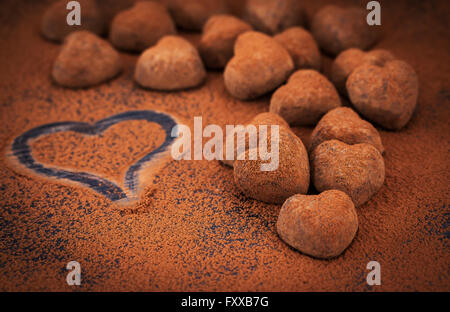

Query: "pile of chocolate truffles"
(41, 0), (419, 259)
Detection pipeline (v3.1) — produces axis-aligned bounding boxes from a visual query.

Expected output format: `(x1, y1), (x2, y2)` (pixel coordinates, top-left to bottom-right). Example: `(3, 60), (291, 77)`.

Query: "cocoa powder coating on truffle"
(347, 60), (419, 130)
(331, 48), (395, 96)
(311, 140), (385, 207)
(233, 126), (310, 204)
(244, 0), (306, 35)
(41, 0), (106, 42)
(270, 70), (341, 126)
(277, 190), (358, 259)
(134, 36), (206, 91)
(52, 31), (122, 88)
(309, 107), (384, 154)
(199, 15), (252, 69)
(224, 31), (294, 100)
(311, 5), (380, 55)
(274, 27), (322, 71)
(96, 0), (133, 24)
(250, 112), (289, 128)
(167, 0), (228, 31)
(221, 112), (289, 167)
(109, 1), (176, 52)
(1, 0), (448, 292)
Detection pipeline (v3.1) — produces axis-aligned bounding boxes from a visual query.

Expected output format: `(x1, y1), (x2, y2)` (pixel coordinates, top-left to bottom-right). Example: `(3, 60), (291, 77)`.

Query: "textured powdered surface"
(0, 0), (448, 291)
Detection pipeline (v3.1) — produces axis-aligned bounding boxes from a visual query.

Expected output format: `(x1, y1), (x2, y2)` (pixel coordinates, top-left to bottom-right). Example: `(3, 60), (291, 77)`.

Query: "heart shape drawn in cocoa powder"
(8, 110), (178, 203)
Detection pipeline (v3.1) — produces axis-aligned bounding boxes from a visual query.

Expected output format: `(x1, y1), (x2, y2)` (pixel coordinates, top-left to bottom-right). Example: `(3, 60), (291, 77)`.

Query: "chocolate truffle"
(110, 1), (176, 52)
(250, 112), (290, 128)
(274, 27), (321, 71)
(309, 107), (384, 154)
(41, 0), (106, 42)
(277, 190), (358, 259)
(221, 112), (289, 167)
(199, 15), (252, 69)
(270, 70), (341, 126)
(224, 31), (294, 100)
(134, 36), (206, 91)
(52, 31), (122, 88)
(167, 0), (228, 31)
(347, 60), (419, 130)
(244, 0), (306, 35)
(96, 0), (133, 24)
(233, 126), (310, 204)
(311, 5), (380, 55)
(331, 48), (395, 95)
(311, 140), (385, 207)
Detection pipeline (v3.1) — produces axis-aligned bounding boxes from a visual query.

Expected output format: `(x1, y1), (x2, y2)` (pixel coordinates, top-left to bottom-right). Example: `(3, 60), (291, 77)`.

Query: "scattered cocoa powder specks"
(0, 0), (448, 292)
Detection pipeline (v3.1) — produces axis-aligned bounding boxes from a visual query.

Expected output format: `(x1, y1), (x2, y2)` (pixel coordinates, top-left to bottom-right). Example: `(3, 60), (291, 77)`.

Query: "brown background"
(0, 0), (448, 291)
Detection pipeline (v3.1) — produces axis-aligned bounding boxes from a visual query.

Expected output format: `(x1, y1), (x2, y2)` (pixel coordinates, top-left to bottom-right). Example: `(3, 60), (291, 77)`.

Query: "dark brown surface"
(0, 0), (448, 291)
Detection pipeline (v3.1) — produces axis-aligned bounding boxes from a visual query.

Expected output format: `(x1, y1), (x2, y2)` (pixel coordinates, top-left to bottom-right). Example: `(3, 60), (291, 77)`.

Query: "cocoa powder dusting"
(31, 120), (166, 186)
(0, 0), (448, 291)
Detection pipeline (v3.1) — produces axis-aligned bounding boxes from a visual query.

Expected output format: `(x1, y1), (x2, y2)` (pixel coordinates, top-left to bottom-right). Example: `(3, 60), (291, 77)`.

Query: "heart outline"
(9, 110), (178, 202)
